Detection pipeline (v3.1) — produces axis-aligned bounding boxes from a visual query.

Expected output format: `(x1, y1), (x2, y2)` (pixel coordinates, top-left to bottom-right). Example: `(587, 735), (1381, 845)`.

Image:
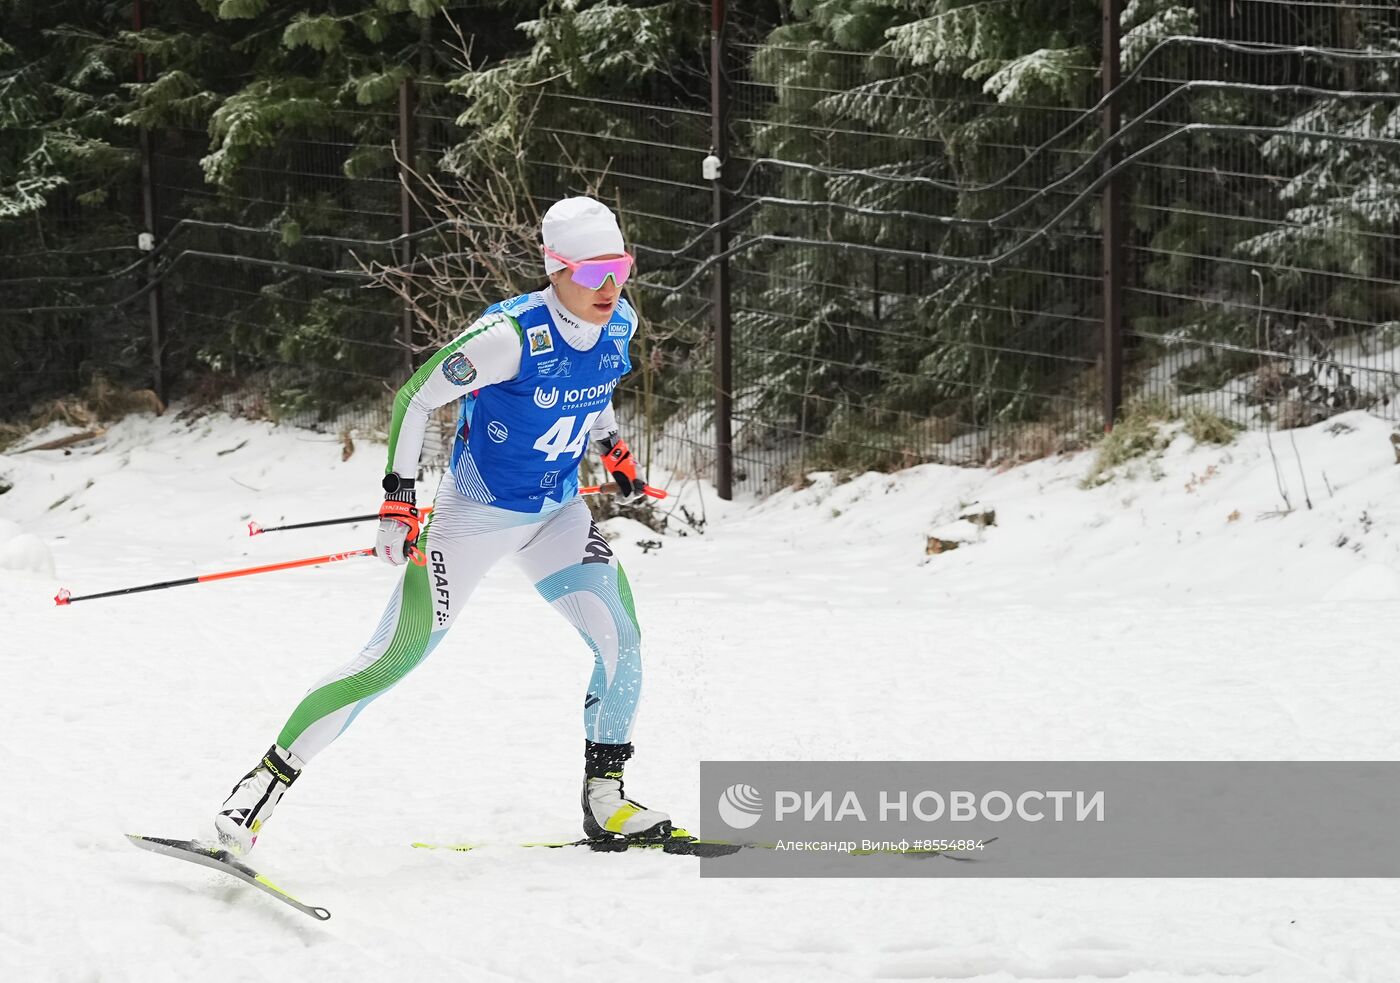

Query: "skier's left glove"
(596, 435), (649, 505)
(376, 473), (422, 566)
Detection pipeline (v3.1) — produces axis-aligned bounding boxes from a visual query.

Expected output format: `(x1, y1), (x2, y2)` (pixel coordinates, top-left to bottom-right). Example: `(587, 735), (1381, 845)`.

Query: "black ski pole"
(247, 514), (379, 537)
(55, 546), (384, 606)
(247, 506), (437, 537)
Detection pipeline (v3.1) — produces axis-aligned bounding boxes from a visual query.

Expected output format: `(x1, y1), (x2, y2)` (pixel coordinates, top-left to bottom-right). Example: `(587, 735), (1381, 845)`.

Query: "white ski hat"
(541, 196), (625, 274)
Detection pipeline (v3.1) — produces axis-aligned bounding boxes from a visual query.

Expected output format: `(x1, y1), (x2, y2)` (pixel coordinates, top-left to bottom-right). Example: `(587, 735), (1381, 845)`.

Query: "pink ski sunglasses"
(542, 245), (635, 290)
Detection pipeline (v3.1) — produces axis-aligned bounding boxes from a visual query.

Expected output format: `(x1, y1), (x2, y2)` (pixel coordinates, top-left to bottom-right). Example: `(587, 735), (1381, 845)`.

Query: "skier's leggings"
(274, 480), (642, 762)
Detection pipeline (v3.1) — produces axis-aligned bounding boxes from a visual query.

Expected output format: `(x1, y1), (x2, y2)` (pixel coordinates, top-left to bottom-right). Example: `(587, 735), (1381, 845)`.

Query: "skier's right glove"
(376, 472), (422, 567)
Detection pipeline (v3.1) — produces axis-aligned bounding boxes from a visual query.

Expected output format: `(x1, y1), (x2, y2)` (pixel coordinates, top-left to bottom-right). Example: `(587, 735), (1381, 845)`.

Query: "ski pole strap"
(377, 499), (421, 541)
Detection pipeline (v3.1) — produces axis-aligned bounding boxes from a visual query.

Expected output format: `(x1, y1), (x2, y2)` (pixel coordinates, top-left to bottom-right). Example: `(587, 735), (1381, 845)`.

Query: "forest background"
(4, 0), (1399, 491)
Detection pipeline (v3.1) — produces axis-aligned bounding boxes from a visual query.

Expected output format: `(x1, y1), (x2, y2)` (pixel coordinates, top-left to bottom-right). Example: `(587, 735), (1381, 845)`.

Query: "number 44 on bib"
(533, 411), (602, 462)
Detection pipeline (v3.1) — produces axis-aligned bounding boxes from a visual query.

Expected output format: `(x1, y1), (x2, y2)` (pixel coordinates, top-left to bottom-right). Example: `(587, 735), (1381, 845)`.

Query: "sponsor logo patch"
(561, 378), (621, 409)
(540, 470), (559, 489)
(598, 353), (622, 371)
(582, 524), (614, 565)
(487, 420), (509, 443)
(527, 326), (554, 355)
(431, 550), (451, 626)
(533, 387), (559, 409)
(537, 357), (572, 378)
(441, 352), (477, 386)
(606, 322), (630, 337)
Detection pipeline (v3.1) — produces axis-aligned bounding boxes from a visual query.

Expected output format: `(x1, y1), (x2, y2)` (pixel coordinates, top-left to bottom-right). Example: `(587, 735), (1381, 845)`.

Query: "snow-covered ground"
(2, 408), (1399, 982)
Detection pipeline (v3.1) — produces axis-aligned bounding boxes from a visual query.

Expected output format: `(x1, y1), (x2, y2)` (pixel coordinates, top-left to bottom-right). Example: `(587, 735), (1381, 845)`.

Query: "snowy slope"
(2, 409), (1399, 982)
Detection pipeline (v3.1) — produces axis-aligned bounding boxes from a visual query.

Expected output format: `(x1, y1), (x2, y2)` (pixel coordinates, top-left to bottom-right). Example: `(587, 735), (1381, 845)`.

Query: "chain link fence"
(4, 1), (1399, 494)
(1124, 1), (1400, 432)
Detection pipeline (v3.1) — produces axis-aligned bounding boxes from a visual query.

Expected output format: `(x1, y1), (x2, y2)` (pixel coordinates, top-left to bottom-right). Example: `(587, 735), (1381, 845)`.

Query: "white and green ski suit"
(273, 287), (644, 762)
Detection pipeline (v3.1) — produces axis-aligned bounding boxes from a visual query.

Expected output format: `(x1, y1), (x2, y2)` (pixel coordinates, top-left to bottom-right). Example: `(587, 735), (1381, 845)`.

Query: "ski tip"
(126, 832), (206, 853)
(125, 832), (186, 846)
(127, 833), (331, 921)
(411, 841), (476, 852)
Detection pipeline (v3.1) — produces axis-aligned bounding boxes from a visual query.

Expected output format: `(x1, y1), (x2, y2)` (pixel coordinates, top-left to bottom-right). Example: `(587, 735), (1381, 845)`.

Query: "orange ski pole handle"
(54, 545), (425, 607)
(579, 482), (668, 500)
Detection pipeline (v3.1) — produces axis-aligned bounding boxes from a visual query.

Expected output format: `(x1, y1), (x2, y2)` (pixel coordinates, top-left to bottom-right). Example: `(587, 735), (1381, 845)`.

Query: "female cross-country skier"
(214, 196), (674, 852)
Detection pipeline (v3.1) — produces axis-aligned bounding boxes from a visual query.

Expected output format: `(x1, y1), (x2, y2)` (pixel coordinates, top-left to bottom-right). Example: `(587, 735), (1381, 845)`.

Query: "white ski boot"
(581, 740), (672, 840)
(214, 744), (304, 855)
